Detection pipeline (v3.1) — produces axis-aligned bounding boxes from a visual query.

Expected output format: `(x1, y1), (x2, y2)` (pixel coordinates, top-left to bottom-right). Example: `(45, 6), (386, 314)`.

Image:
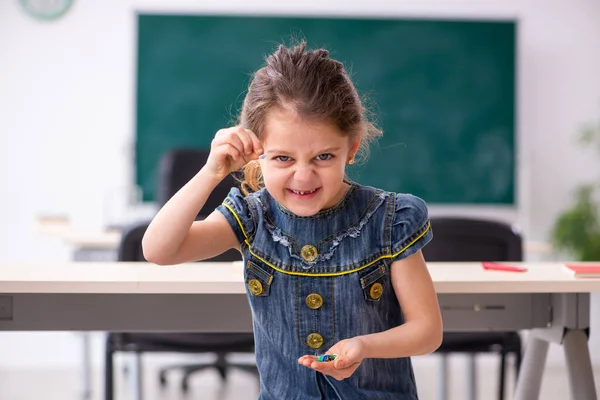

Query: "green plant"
(551, 121), (600, 261)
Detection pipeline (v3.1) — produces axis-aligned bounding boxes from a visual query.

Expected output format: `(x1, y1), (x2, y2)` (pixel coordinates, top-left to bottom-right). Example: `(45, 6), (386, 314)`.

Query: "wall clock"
(19, 0), (74, 21)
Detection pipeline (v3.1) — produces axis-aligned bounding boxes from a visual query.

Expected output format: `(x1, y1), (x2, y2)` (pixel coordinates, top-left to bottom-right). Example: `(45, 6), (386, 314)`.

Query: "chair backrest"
(117, 221), (242, 262)
(156, 149), (238, 217)
(422, 217), (523, 262)
(117, 222), (149, 262)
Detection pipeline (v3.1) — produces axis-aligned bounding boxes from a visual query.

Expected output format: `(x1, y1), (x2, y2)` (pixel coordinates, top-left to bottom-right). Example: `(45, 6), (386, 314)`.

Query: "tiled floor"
(1, 354), (599, 400)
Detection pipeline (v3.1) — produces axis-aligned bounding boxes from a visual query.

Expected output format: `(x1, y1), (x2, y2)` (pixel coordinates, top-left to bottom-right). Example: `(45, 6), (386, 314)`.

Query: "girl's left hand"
(297, 337), (366, 380)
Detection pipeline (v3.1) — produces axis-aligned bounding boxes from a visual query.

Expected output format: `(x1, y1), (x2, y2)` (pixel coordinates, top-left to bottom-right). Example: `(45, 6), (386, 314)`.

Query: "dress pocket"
(358, 264), (387, 302)
(245, 260), (274, 297)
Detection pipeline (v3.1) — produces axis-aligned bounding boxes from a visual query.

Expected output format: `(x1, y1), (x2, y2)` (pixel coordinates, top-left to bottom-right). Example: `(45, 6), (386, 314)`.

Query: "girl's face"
(259, 107), (359, 217)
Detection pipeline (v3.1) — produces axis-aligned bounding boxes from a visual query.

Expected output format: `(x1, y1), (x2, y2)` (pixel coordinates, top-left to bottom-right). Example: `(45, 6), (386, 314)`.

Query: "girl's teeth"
(293, 189), (315, 195)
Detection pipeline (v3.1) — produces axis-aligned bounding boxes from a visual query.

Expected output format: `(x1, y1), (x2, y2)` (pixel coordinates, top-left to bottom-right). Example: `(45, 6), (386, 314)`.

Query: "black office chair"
(422, 217), (523, 400)
(105, 222), (257, 400)
(104, 149), (257, 400)
(155, 148), (254, 387)
(156, 148), (238, 218)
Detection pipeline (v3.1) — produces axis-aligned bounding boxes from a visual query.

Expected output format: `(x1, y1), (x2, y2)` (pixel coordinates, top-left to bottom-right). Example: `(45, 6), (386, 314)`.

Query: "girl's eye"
(275, 155), (291, 162)
(316, 153), (333, 161)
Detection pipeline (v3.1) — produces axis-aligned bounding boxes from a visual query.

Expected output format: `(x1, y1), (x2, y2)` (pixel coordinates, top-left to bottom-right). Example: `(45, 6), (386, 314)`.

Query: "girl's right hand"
(204, 126), (263, 180)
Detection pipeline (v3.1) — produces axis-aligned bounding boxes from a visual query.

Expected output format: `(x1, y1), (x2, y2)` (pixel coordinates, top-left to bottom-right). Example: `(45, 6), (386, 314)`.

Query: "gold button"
(370, 282), (384, 300)
(248, 279), (263, 296)
(307, 333), (324, 349)
(301, 244), (318, 262)
(306, 293), (323, 310)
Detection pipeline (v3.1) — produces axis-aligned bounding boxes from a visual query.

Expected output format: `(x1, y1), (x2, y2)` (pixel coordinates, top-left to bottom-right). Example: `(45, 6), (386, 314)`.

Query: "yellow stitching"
(296, 276), (302, 345)
(248, 221), (431, 277)
(222, 202), (249, 240)
(389, 220), (431, 258)
(330, 276), (335, 348)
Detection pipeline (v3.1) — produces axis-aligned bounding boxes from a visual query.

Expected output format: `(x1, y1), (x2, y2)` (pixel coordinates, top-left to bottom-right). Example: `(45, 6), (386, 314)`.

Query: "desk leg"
(564, 329), (597, 400)
(513, 335), (548, 400)
(437, 355), (448, 400)
(74, 246), (117, 400)
(81, 332), (92, 400)
(467, 355), (476, 400)
(130, 352), (143, 400)
(515, 293), (598, 400)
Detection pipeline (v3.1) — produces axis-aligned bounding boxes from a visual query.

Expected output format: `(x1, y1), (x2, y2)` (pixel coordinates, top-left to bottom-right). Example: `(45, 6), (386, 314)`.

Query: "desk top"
(0, 262), (598, 295)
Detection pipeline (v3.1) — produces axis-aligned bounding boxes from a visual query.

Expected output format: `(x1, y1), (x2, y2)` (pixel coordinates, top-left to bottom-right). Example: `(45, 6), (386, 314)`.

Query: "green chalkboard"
(136, 14), (515, 204)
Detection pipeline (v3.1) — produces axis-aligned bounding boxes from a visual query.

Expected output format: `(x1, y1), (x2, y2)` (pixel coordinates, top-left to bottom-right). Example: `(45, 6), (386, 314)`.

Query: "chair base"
(158, 352), (259, 392)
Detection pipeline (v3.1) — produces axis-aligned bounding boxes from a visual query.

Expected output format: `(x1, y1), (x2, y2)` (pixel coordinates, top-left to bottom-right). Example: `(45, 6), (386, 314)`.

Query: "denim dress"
(217, 182), (433, 400)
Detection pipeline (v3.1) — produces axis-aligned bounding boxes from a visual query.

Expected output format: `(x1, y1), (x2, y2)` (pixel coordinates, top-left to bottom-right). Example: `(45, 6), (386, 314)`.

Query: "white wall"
(1, 0), (599, 369)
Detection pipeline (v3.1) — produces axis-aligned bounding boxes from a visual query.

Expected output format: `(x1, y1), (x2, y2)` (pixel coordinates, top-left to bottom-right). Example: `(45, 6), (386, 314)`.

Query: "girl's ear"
(349, 137), (361, 160)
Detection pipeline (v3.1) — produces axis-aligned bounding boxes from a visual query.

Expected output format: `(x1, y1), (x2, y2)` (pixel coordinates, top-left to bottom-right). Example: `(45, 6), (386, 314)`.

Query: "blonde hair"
(237, 41), (381, 195)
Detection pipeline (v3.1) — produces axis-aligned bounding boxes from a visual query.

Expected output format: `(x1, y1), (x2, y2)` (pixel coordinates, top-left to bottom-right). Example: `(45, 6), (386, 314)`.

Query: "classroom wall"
(1, 0), (599, 369)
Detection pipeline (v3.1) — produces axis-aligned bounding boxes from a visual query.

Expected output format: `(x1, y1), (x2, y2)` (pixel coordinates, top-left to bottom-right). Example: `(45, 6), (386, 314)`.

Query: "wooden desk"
(0, 262), (597, 399)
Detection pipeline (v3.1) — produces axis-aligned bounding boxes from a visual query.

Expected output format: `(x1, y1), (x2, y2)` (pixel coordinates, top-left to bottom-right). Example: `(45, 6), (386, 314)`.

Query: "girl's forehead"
(262, 108), (349, 150)
(262, 127), (348, 149)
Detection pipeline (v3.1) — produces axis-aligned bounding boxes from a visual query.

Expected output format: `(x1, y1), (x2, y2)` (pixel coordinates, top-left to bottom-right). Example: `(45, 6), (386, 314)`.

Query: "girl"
(142, 42), (442, 400)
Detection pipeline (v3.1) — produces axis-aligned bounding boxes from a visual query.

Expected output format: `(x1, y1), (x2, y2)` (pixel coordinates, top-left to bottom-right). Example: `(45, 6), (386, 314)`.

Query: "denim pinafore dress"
(217, 182), (433, 400)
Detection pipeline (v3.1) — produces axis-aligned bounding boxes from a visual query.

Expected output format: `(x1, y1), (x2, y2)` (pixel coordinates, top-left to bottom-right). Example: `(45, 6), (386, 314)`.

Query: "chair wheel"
(159, 372), (167, 387)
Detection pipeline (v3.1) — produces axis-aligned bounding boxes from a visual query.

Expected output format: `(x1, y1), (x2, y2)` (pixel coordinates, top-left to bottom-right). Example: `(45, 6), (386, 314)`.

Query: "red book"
(564, 264), (600, 278)
(482, 262), (528, 273)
